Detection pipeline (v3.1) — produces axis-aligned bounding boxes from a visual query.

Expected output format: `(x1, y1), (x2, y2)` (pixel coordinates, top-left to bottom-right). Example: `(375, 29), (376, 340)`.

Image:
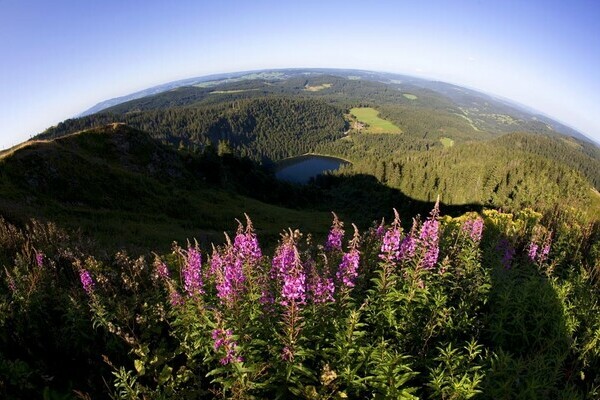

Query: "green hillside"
(0, 124), (337, 251)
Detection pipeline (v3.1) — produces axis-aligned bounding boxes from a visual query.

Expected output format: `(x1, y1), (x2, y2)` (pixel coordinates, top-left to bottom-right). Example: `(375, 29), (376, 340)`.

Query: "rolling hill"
(32, 69), (600, 221)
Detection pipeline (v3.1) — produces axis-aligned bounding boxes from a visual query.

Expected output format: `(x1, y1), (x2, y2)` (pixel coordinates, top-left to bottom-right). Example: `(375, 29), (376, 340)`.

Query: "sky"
(1, 0), (599, 149)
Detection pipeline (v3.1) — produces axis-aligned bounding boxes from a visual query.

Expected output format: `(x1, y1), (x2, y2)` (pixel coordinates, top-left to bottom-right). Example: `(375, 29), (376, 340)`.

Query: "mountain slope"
(0, 124), (335, 250)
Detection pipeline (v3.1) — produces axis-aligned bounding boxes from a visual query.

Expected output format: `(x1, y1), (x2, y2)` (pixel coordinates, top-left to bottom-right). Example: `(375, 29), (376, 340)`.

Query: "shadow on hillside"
(478, 234), (576, 398)
(304, 173), (483, 228)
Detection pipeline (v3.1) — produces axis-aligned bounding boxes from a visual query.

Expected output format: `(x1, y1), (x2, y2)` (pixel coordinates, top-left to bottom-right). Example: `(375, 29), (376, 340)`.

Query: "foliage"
(2, 205), (599, 399)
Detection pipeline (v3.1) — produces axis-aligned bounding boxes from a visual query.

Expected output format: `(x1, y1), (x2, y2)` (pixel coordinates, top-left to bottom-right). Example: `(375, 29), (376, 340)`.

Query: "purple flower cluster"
(309, 275), (335, 303)
(210, 219), (263, 305)
(35, 252), (44, 268)
(527, 242), (539, 261)
(419, 218), (439, 269)
(234, 216), (263, 263)
(155, 262), (170, 280)
(325, 213), (344, 251)
(183, 247), (204, 296)
(528, 229), (552, 264)
(79, 269), (94, 295)
(215, 250), (245, 305)
(398, 235), (416, 261)
(375, 219), (386, 238)
(272, 237), (306, 305)
(212, 329), (242, 365)
(169, 290), (184, 307)
(462, 217), (484, 243)
(380, 227), (402, 262)
(337, 249), (360, 288)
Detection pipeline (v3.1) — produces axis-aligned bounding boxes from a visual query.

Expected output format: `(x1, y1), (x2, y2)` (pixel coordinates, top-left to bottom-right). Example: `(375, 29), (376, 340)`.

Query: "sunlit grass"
(350, 107), (402, 134)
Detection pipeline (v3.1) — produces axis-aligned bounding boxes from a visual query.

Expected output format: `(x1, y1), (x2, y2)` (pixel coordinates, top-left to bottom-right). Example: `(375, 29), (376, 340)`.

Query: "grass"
(304, 83), (332, 92)
(403, 93), (418, 100)
(440, 137), (455, 148)
(349, 107), (402, 134)
(588, 188), (600, 220)
(210, 89), (259, 94)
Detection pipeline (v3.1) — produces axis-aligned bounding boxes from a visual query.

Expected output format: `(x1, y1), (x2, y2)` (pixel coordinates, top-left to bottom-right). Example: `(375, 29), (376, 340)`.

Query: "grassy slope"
(350, 107), (402, 134)
(0, 124), (331, 252)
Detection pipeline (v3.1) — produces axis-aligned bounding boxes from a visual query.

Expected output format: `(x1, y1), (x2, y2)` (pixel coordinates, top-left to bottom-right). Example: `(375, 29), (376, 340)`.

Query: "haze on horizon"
(1, 0), (599, 149)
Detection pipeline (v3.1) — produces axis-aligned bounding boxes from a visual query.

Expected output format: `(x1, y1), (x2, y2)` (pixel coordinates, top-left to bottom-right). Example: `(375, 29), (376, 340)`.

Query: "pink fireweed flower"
(79, 269), (94, 295)
(538, 232), (552, 263)
(272, 235), (306, 305)
(418, 210), (440, 269)
(338, 224), (361, 288)
(212, 328), (242, 365)
(216, 253), (245, 304)
(325, 212), (345, 251)
(417, 201), (440, 269)
(233, 215), (263, 264)
(306, 257), (335, 304)
(183, 246), (204, 296)
(379, 209), (402, 262)
(462, 217), (484, 243)
(169, 290), (184, 307)
(337, 249), (360, 288)
(375, 218), (386, 238)
(309, 276), (335, 303)
(281, 345), (294, 362)
(35, 252), (44, 268)
(155, 262), (170, 280)
(527, 242), (539, 261)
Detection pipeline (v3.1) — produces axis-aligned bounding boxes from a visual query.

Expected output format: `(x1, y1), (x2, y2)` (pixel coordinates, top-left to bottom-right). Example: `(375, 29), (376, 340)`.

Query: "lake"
(275, 155), (348, 184)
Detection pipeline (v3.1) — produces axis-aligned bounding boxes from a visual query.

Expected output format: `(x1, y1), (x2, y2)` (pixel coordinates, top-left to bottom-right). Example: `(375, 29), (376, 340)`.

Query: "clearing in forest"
(349, 107), (402, 134)
(304, 83), (332, 92)
(440, 137), (455, 148)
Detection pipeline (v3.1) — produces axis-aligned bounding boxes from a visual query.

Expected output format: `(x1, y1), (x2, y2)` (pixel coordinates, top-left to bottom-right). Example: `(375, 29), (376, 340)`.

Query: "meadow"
(350, 107), (403, 134)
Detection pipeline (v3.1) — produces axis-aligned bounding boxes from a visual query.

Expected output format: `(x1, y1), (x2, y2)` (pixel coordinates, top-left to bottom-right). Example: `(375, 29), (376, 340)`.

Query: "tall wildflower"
(79, 269), (94, 295)
(398, 219), (418, 261)
(462, 217), (484, 243)
(375, 218), (386, 238)
(307, 257), (335, 304)
(272, 233), (306, 305)
(211, 216), (263, 306)
(418, 201), (440, 269)
(527, 226), (552, 264)
(35, 252), (44, 268)
(153, 257), (170, 281)
(183, 245), (204, 296)
(233, 214), (262, 264)
(212, 328), (243, 365)
(325, 213), (344, 251)
(379, 209), (402, 263)
(538, 232), (552, 263)
(337, 224), (361, 289)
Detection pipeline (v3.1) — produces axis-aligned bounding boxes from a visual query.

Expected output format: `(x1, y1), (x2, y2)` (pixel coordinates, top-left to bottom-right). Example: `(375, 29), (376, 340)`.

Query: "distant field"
(403, 93), (418, 100)
(210, 89), (259, 94)
(350, 107), (402, 134)
(590, 189), (600, 220)
(440, 137), (455, 148)
(304, 83), (332, 92)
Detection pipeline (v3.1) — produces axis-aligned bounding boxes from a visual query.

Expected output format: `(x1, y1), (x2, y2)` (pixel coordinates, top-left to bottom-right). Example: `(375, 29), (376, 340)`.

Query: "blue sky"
(1, 0), (599, 148)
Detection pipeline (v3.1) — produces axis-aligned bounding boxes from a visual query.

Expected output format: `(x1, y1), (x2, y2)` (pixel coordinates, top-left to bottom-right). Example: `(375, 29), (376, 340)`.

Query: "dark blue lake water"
(275, 155), (348, 184)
